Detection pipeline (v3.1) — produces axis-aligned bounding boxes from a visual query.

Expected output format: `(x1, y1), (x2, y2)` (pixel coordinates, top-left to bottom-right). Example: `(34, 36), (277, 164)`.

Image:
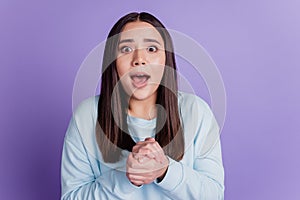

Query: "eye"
(147, 46), (158, 53)
(120, 46), (133, 53)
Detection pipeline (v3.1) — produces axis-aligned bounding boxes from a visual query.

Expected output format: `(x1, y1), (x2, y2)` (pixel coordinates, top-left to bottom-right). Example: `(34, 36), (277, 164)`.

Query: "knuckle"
(145, 143), (152, 148)
(132, 146), (138, 152)
(144, 149), (151, 154)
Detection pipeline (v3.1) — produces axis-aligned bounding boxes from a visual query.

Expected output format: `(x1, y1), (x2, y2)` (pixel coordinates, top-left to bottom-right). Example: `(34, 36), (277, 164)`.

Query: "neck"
(128, 93), (157, 120)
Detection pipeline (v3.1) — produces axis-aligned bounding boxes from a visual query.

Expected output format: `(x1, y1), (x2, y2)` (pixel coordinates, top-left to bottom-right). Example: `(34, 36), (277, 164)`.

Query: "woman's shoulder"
(72, 95), (100, 120)
(66, 95), (99, 140)
(178, 91), (211, 113)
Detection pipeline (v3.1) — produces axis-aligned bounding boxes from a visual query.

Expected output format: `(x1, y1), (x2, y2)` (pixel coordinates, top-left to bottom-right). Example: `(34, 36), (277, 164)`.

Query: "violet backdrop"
(1, 0), (299, 199)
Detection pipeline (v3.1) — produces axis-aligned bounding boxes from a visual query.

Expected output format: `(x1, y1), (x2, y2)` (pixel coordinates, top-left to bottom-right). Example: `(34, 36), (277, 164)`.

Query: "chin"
(131, 91), (153, 100)
(130, 86), (158, 101)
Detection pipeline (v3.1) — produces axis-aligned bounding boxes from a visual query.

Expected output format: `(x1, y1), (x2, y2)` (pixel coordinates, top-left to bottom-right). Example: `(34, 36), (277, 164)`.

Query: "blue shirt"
(61, 92), (224, 199)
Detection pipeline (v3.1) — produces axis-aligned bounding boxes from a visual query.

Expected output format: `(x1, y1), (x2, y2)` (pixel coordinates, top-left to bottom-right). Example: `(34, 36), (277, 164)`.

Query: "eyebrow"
(144, 38), (162, 45)
(118, 39), (134, 44)
(118, 38), (162, 45)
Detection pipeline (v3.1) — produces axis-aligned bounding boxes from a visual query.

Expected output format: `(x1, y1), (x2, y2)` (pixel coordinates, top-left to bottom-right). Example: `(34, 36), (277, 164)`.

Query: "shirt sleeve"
(61, 116), (140, 200)
(154, 95), (225, 200)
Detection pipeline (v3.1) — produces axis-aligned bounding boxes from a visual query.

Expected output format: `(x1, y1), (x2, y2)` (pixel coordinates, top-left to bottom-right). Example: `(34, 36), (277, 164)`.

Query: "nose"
(132, 49), (146, 66)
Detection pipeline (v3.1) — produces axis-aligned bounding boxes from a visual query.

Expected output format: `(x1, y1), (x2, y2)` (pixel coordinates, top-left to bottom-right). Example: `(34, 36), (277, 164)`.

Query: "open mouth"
(130, 73), (150, 88)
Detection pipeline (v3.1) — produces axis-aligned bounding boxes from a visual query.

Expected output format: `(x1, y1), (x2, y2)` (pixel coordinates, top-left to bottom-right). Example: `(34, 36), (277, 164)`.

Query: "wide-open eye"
(147, 46), (158, 53)
(120, 46), (133, 53)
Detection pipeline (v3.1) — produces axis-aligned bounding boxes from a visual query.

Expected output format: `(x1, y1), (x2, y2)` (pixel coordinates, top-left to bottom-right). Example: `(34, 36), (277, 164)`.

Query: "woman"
(61, 12), (224, 199)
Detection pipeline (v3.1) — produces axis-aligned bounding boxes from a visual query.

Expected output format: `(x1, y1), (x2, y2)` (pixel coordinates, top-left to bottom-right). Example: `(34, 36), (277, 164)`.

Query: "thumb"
(145, 137), (155, 142)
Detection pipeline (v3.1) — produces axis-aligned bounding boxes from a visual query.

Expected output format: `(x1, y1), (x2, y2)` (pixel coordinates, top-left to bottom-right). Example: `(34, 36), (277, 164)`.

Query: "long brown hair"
(96, 12), (184, 163)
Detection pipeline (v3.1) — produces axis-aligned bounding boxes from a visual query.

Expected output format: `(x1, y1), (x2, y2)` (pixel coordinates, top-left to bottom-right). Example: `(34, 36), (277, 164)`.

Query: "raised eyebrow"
(144, 38), (162, 45)
(118, 39), (134, 45)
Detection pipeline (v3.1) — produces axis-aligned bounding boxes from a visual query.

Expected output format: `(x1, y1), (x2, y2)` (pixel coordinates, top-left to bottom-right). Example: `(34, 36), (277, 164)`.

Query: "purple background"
(1, 0), (300, 199)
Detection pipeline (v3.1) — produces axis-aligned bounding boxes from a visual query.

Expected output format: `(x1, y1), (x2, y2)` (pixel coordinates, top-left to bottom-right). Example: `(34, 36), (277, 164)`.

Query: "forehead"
(120, 21), (164, 42)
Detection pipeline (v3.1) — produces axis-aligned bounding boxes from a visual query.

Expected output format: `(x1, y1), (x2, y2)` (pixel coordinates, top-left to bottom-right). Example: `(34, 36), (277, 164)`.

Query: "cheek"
(152, 52), (166, 65)
(149, 53), (166, 82)
(155, 53), (166, 75)
(116, 67), (124, 78)
(116, 58), (128, 78)
(151, 66), (165, 84)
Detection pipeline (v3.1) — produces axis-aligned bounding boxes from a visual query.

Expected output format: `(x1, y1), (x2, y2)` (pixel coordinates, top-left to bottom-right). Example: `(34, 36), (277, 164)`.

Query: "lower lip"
(131, 77), (149, 89)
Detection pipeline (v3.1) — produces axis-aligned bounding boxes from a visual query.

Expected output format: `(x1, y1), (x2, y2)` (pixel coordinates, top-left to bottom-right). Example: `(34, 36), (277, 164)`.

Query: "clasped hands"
(126, 138), (169, 186)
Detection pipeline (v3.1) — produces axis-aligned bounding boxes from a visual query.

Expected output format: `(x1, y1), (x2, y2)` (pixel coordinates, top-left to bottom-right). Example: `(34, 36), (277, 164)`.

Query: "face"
(116, 21), (166, 101)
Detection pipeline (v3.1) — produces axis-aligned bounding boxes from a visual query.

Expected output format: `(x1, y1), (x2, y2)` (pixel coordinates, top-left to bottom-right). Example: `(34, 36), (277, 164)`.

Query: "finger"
(132, 141), (156, 159)
(128, 156), (156, 171)
(132, 150), (149, 161)
(134, 140), (154, 148)
(136, 146), (156, 160)
(132, 141), (154, 156)
(137, 156), (151, 163)
(133, 139), (156, 151)
(138, 141), (158, 154)
(127, 159), (161, 174)
(132, 140), (166, 163)
(131, 154), (151, 164)
(131, 180), (144, 186)
(127, 153), (144, 169)
(127, 173), (146, 181)
(137, 141), (164, 162)
(148, 141), (163, 163)
(127, 167), (149, 174)
(127, 172), (155, 185)
(151, 141), (168, 164)
(145, 137), (155, 142)
(126, 173), (144, 186)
